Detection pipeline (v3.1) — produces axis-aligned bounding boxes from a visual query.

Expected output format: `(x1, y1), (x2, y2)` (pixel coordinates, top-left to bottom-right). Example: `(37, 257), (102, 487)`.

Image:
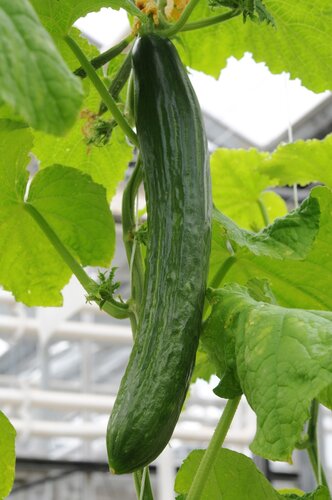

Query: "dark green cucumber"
(107, 34), (212, 474)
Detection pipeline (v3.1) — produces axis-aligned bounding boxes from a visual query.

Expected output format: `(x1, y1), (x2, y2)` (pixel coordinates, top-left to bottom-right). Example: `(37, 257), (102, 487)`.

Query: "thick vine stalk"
(186, 397), (241, 500)
(121, 157), (154, 497)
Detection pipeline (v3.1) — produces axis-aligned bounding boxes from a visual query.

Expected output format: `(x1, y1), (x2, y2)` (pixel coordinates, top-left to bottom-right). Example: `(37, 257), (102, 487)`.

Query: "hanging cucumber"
(107, 34), (212, 474)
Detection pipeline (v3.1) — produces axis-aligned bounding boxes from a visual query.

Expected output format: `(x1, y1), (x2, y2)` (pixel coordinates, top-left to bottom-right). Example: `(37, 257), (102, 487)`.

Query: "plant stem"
(74, 37), (132, 78)
(122, 158), (145, 325)
(187, 397), (241, 500)
(161, 0), (201, 37)
(257, 197), (270, 227)
(122, 160), (153, 497)
(180, 8), (241, 32)
(65, 35), (138, 147)
(99, 50), (133, 116)
(203, 256), (236, 318)
(134, 467), (154, 500)
(24, 203), (129, 319)
(210, 256), (237, 289)
(306, 400), (330, 492)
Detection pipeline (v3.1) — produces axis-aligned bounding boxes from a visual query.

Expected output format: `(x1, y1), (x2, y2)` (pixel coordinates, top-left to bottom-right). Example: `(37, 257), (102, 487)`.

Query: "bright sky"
(75, 8), (330, 148)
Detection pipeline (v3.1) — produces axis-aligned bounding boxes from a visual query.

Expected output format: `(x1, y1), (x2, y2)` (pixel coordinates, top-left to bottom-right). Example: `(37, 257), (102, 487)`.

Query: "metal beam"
(0, 315), (132, 344)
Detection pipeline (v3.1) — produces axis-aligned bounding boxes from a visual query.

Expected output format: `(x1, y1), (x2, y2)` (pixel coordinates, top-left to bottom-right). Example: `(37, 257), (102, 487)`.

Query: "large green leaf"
(319, 384), (332, 410)
(175, 448), (280, 499)
(0, 0), (83, 135)
(261, 134), (332, 187)
(212, 191), (320, 260)
(30, 0), (138, 37)
(179, 1), (332, 92)
(175, 452), (329, 498)
(28, 165), (115, 267)
(191, 349), (216, 383)
(202, 284), (332, 461)
(0, 120), (115, 306)
(211, 148), (287, 230)
(33, 84), (132, 200)
(209, 186), (332, 311)
(0, 412), (16, 499)
(211, 135), (332, 228)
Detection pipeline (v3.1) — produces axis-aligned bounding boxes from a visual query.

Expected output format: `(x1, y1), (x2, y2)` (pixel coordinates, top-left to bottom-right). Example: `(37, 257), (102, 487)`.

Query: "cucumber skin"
(107, 34), (212, 474)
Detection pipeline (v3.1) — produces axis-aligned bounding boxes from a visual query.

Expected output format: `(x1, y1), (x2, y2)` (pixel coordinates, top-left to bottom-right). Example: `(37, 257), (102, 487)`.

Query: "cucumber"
(107, 34), (212, 474)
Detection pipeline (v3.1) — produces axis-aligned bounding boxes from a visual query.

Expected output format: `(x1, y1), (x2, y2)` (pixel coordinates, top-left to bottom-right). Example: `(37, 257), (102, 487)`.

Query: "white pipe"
(11, 418), (254, 444)
(0, 315), (132, 344)
(0, 290), (106, 315)
(0, 384), (242, 417)
(0, 387), (115, 411)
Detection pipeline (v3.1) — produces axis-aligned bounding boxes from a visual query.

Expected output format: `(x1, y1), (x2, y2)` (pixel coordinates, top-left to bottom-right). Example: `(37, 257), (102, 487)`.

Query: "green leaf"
(27, 165), (115, 267)
(179, 1), (332, 92)
(209, 186), (332, 311)
(212, 191), (320, 260)
(30, 0), (138, 37)
(281, 486), (331, 499)
(0, 411), (16, 499)
(246, 277), (277, 304)
(191, 349), (216, 383)
(33, 84), (132, 200)
(211, 136), (332, 233)
(319, 384), (332, 410)
(261, 134), (332, 188)
(0, 0), (83, 135)
(211, 148), (287, 230)
(175, 448), (280, 499)
(203, 284), (332, 461)
(0, 120), (114, 306)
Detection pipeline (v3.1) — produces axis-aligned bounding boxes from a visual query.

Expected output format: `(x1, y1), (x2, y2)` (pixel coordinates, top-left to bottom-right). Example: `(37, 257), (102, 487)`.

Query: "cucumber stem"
(24, 203), (129, 319)
(180, 9), (241, 33)
(121, 157), (153, 496)
(65, 35), (138, 148)
(306, 400), (330, 493)
(122, 157), (145, 327)
(123, 160), (154, 497)
(186, 397), (241, 500)
(74, 37), (132, 78)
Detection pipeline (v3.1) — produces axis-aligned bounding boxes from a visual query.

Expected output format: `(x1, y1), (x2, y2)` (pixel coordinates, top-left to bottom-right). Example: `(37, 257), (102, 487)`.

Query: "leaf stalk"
(99, 50), (133, 116)
(186, 396), (241, 500)
(257, 197), (270, 226)
(74, 37), (132, 78)
(24, 203), (129, 319)
(65, 35), (138, 147)
(180, 8), (241, 33)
